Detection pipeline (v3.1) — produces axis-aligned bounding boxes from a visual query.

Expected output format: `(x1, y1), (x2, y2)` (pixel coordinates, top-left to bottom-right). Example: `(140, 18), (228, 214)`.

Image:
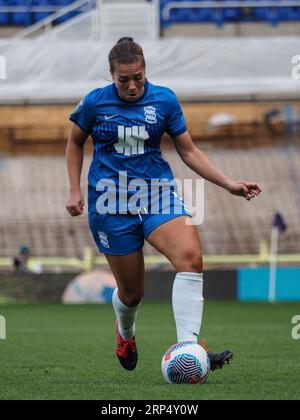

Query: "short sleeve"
(69, 93), (94, 134)
(165, 91), (187, 138)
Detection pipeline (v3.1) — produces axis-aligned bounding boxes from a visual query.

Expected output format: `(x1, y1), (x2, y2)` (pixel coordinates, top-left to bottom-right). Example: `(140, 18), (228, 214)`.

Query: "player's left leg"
(146, 215), (204, 342)
(146, 215), (233, 370)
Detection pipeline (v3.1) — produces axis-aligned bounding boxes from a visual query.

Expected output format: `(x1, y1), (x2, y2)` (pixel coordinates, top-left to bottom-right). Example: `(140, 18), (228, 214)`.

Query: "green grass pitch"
(0, 301), (300, 400)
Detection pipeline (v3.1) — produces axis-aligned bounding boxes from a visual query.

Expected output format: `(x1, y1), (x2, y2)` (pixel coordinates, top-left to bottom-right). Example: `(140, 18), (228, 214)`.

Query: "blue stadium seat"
(3, 0), (300, 28)
(195, 8), (216, 23)
(5, 0), (80, 27)
(0, 0), (10, 26)
(255, 6), (278, 26)
(54, 0), (78, 25)
(160, 0), (300, 26)
(11, 0), (32, 26)
(277, 7), (300, 22)
(169, 8), (189, 23)
(223, 7), (241, 23)
(213, 0), (241, 24)
(169, 5), (216, 24)
(31, 0), (53, 24)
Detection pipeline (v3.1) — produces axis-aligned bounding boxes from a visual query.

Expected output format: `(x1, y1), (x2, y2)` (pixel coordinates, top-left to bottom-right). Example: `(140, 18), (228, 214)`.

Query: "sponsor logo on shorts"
(98, 231), (110, 249)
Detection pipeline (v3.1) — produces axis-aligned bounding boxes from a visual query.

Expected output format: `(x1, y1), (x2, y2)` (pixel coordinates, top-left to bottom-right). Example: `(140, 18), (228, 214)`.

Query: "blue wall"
(238, 267), (300, 302)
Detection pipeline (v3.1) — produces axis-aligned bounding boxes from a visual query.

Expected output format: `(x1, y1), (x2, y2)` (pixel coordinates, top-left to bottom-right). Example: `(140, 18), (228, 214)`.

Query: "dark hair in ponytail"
(109, 37), (145, 73)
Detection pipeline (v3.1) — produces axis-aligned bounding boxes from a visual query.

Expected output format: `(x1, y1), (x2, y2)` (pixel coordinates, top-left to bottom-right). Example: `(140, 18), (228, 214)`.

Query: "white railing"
(48, 9), (100, 40)
(162, 1), (300, 20)
(7, 0), (95, 41)
(0, 0), (160, 42)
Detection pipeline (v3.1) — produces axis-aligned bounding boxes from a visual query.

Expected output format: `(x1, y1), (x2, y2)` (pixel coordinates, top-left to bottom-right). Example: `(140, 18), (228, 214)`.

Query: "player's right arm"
(66, 123), (89, 217)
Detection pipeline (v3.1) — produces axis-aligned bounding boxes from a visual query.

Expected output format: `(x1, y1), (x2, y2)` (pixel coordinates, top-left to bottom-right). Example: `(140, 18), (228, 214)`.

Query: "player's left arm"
(172, 130), (262, 201)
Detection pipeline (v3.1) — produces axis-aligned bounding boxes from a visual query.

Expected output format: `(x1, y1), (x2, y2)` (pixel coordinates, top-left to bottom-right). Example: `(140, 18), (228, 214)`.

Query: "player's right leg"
(88, 211), (145, 371)
(105, 250), (145, 371)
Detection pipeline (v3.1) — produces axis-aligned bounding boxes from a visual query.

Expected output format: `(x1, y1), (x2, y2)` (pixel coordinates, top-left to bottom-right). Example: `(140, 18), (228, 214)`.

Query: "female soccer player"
(66, 37), (262, 372)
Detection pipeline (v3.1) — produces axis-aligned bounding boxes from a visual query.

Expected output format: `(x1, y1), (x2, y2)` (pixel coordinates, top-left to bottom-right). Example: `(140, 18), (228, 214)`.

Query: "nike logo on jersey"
(105, 114), (118, 120)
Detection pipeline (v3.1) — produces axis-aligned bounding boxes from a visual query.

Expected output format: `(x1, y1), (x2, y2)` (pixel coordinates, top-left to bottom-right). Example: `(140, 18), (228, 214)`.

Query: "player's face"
(112, 60), (146, 102)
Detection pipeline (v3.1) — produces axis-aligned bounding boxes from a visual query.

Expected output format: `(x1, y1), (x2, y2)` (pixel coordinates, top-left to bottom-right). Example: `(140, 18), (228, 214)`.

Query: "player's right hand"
(66, 190), (85, 217)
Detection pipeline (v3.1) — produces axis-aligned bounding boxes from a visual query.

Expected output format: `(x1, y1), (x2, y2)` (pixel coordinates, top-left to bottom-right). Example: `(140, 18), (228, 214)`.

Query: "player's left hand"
(226, 180), (262, 201)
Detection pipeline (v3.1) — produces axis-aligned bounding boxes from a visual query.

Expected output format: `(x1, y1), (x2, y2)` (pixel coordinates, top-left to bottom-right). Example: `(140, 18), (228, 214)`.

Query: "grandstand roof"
(0, 37), (299, 103)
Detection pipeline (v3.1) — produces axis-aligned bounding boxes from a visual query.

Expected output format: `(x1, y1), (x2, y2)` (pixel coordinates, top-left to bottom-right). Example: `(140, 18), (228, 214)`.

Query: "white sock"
(172, 272), (204, 343)
(112, 288), (140, 340)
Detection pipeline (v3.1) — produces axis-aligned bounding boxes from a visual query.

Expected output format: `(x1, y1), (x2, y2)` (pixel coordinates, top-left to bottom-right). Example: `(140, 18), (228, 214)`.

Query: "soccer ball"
(161, 341), (210, 384)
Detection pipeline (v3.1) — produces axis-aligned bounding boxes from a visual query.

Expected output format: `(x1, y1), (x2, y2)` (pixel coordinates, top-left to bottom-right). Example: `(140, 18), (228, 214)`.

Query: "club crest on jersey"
(144, 106), (157, 124)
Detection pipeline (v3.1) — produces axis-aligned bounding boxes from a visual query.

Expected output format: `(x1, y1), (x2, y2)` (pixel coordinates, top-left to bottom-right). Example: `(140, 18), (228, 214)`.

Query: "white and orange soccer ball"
(161, 341), (210, 384)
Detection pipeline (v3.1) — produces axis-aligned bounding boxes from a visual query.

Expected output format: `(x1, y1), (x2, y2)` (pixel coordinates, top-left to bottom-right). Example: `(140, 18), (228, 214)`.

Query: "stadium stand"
(164, 138), (300, 255)
(160, 1), (300, 27)
(0, 155), (92, 258)
(0, 101), (299, 154)
(0, 100), (299, 260)
(0, 0), (74, 26)
(1, 136), (300, 259)
(0, 1), (299, 265)
(1, 1), (300, 28)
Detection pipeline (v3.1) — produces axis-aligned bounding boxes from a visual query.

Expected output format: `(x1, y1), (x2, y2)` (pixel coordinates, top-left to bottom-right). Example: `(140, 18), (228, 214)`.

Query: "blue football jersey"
(69, 80), (187, 213)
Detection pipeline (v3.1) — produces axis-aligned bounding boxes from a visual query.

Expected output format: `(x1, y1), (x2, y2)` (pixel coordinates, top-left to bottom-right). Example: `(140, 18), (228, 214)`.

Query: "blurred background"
(0, 0), (300, 303)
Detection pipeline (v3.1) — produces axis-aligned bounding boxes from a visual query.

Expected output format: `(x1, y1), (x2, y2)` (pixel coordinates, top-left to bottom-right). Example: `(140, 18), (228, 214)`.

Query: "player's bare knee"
(177, 250), (203, 273)
(122, 291), (144, 307)
(125, 296), (143, 307)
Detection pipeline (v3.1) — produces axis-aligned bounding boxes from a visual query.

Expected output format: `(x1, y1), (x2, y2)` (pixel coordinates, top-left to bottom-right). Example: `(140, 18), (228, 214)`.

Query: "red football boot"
(115, 321), (138, 371)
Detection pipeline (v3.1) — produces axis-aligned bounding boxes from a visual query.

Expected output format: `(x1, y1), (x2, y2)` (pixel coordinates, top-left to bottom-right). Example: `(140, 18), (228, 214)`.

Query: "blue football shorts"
(88, 190), (192, 256)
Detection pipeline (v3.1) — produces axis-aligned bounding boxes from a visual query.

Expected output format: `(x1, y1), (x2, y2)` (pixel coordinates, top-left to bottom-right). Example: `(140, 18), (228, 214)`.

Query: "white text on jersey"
(115, 126), (149, 156)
